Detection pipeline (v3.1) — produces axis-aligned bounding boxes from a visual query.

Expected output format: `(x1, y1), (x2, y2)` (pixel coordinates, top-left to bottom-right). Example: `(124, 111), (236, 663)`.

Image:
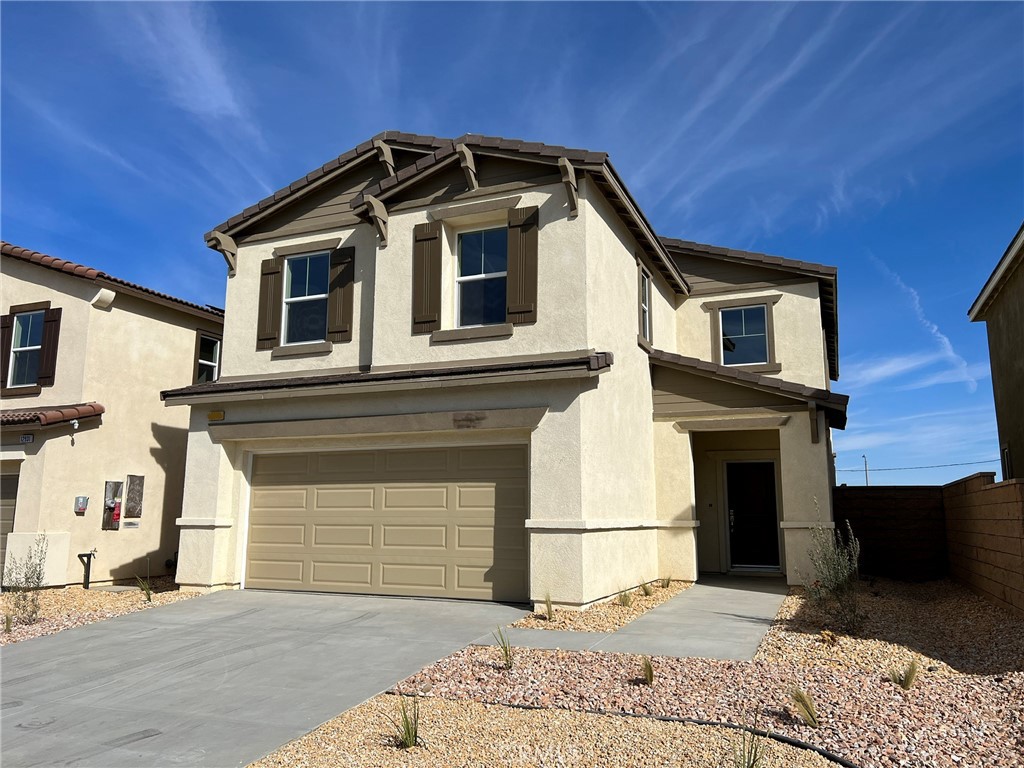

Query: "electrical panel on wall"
(124, 475), (144, 519)
(102, 480), (122, 530)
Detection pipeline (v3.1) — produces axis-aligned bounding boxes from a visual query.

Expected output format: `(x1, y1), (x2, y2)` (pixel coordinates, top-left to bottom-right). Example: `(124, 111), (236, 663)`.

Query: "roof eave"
(969, 219), (1024, 322)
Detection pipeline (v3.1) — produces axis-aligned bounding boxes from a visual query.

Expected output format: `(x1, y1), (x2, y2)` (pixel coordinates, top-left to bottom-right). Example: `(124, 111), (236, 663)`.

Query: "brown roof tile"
(2, 242), (224, 321)
(1, 402), (105, 427)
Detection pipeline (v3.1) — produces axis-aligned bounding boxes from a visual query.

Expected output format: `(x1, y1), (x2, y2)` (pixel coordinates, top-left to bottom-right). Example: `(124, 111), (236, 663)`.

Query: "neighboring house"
(0, 242), (224, 587)
(162, 131), (848, 608)
(969, 220), (1024, 481)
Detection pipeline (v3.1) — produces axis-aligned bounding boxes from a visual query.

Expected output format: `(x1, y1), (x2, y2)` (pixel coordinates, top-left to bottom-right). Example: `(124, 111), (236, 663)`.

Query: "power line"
(836, 459), (999, 472)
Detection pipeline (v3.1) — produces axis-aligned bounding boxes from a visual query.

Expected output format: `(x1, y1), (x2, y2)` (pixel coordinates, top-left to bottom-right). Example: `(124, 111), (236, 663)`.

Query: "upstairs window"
(195, 333), (221, 384)
(8, 310), (45, 387)
(283, 252), (329, 344)
(639, 268), (652, 343)
(457, 228), (508, 327)
(721, 305), (768, 366)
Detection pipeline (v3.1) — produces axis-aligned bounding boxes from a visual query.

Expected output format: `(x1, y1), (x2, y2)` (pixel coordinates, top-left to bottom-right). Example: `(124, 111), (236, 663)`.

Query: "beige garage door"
(246, 445), (528, 602)
(0, 461), (19, 581)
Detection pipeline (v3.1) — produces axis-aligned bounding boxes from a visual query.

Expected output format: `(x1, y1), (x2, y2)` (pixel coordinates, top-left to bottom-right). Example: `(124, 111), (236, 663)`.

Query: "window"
(7, 310), (45, 387)
(195, 334), (221, 383)
(639, 268), (652, 343)
(720, 305), (768, 366)
(456, 228), (508, 327)
(283, 252), (329, 344)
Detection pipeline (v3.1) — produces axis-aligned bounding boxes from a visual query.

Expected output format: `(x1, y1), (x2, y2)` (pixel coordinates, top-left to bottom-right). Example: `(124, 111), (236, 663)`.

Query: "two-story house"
(969, 220), (1024, 481)
(1, 242), (224, 587)
(162, 132), (848, 608)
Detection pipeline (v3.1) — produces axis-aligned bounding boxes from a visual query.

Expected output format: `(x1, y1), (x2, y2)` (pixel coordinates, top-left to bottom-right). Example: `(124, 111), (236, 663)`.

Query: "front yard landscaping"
(0, 576), (198, 645)
(255, 577), (1024, 768)
(511, 579), (691, 632)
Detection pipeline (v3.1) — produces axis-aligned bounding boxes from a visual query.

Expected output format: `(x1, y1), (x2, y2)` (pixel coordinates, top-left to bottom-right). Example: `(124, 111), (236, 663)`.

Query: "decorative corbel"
(456, 143), (478, 191)
(364, 194), (389, 247)
(808, 403), (820, 444)
(559, 157), (578, 218)
(373, 139), (395, 177)
(205, 231), (238, 276)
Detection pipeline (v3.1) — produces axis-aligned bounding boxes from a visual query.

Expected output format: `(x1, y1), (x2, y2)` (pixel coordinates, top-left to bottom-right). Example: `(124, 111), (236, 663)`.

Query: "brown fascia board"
(1, 242), (224, 323)
(162, 350), (613, 402)
(0, 401), (106, 428)
(205, 131), (451, 240)
(647, 348), (849, 429)
(969, 218), (1024, 321)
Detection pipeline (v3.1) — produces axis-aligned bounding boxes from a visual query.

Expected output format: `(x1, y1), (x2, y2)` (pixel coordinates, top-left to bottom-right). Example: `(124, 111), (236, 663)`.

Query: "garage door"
(245, 445), (528, 602)
(0, 461), (19, 581)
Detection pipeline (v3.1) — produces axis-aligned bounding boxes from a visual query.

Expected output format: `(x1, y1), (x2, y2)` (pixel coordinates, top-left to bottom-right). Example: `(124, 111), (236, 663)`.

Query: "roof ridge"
(1, 241), (224, 319)
(660, 236), (837, 276)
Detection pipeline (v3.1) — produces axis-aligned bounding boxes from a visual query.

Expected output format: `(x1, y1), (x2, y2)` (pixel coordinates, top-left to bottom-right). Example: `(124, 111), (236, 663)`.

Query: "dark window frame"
(193, 330), (223, 384)
(701, 294), (783, 374)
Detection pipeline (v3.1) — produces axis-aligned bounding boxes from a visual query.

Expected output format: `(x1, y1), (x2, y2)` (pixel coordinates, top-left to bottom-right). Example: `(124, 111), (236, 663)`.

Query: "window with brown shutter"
(412, 221), (442, 334)
(1, 300), (60, 397)
(505, 206), (539, 325)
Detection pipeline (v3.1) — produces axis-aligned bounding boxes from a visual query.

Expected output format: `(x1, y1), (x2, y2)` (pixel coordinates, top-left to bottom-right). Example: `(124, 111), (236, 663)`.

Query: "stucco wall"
(0, 267), (222, 586)
(675, 281), (828, 389)
(984, 259), (1024, 479)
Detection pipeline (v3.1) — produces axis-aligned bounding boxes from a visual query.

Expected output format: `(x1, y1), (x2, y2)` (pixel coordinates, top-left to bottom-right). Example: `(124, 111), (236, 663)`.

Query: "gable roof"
(969, 219), (1024, 322)
(647, 348), (848, 429)
(2, 242), (224, 322)
(661, 238), (840, 381)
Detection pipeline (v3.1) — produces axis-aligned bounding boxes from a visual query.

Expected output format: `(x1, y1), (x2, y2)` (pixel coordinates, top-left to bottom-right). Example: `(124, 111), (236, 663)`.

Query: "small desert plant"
(641, 582), (654, 597)
(732, 729), (767, 768)
(640, 656), (655, 685)
(2, 533), (48, 625)
(819, 629), (838, 646)
(888, 659), (919, 690)
(544, 592), (554, 621)
(617, 589), (634, 607)
(3, 612), (12, 634)
(805, 518), (863, 631)
(789, 687), (820, 728)
(660, 576), (671, 589)
(136, 576), (153, 602)
(493, 626), (514, 670)
(387, 696), (422, 749)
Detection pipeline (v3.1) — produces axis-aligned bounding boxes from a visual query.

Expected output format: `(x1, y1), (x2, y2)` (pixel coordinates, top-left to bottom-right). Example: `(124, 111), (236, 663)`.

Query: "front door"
(725, 461), (780, 570)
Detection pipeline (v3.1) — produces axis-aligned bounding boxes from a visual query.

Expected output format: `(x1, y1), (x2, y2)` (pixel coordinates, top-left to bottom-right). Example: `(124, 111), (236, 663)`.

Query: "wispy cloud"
(833, 405), (997, 458)
(841, 352), (943, 391)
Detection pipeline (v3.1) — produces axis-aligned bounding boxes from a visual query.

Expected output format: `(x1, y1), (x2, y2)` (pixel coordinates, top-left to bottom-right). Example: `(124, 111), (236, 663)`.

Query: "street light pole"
(862, 454), (869, 486)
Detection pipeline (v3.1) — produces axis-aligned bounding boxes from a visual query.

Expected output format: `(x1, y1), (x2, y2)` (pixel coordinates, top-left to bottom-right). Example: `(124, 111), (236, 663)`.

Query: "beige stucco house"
(969, 220), (1024, 481)
(0, 242), (224, 587)
(163, 132), (848, 608)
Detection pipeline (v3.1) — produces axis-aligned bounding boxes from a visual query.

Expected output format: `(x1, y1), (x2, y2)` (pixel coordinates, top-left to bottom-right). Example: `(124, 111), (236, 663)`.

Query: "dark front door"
(725, 461), (780, 569)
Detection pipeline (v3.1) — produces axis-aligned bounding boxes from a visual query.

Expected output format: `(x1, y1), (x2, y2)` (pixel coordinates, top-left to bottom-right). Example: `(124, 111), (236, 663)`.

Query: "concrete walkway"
(476, 576), (788, 660)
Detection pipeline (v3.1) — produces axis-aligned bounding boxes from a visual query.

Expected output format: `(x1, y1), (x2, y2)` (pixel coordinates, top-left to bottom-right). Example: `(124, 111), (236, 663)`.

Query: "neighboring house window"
(700, 294), (782, 373)
(457, 228), (508, 327)
(195, 333), (221, 384)
(7, 310), (45, 387)
(639, 268), (652, 343)
(721, 305), (768, 365)
(0, 301), (62, 396)
(283, 252), (330, 344)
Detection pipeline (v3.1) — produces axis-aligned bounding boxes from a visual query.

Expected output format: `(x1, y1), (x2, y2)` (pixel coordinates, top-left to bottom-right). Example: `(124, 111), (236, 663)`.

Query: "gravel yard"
(0, 577), (198, 645)
(393, 578), (1024, 768)
(251, 694), (837, 768)
(512, 580), (691, 632)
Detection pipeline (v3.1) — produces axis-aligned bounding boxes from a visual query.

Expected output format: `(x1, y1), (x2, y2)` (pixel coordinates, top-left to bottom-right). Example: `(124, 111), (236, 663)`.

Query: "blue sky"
(2, 2), (1021, 485)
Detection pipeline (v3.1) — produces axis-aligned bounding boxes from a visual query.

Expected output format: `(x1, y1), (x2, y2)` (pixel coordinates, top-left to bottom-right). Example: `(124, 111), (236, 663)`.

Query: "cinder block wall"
(943, 473), (1024, 619)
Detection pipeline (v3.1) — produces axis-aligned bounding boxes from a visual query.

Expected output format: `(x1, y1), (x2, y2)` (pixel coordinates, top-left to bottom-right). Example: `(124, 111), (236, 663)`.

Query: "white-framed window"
(282, 252), (330, 344)
(720, 305), (768, 366)
(196, 334), (221, 383)
(639, 268), (652, 343)
(7, 310), (45, 388)
(456, 227), (508, 327)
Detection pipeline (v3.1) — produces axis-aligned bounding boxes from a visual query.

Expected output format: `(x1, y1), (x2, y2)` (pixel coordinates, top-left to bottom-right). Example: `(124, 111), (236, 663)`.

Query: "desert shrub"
(136, 576), (153, 602)
(789, 687), (820, 728)
(617, 589), (634, 607)
(888, 659), (919, 690)
(640, 656), (655, 685)
(660, 576), (671, 589)
(388, 696), (422, 749)
(641, 582), (654, 597)
(732, 729), (767, 768)
(544, 592), (554, 621)
(2, 533), (48, 625)
(493, 626), (514, 670)
(805, 520), (862, 631)
(819, 629), (838, 646)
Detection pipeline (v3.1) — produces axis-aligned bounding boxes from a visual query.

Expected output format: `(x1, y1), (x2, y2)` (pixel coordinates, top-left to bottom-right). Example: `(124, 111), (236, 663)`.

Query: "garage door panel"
(312, 524), (373, 547)
(252, 453), (311, 478)
(248, 446), (528, 601)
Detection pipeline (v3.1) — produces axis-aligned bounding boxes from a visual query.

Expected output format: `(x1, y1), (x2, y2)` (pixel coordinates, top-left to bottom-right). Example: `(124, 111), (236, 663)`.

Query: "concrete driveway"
(1, 590), (526, 768)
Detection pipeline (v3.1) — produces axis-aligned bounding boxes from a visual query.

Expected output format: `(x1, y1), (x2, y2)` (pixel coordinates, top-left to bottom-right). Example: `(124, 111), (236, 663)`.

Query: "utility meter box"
(74, 496), (89, 515)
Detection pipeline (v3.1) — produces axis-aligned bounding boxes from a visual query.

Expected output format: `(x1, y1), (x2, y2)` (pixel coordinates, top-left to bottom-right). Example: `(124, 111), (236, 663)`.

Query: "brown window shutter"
(36, 307), (62, 387)
(506, 206), (539, 325)
(327, 246), (355, 343)
(412, 221), (442, 334)
(0, 314), (12, 386)
(256, 257), (283, 350)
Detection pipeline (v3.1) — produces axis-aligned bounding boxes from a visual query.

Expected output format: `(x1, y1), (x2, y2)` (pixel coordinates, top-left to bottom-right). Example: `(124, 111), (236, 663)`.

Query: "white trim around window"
(281, 252), (330, 345)
(196, 334), (221, 383)
(455, 226), (508, 329)
(639, 268), (652, 343)
(7, 310), (45, 388)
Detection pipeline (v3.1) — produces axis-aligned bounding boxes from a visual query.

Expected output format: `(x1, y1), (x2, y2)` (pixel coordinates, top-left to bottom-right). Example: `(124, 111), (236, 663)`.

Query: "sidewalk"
(476, 576), (788, 660)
